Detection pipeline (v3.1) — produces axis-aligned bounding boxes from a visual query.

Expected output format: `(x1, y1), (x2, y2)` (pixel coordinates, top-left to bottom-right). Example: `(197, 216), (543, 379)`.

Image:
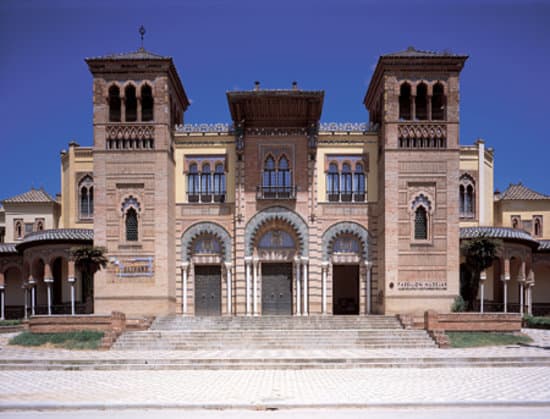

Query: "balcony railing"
(256, 185), (297, 200)
(187, 193), (226, 204)
(327, 192), (366, 203)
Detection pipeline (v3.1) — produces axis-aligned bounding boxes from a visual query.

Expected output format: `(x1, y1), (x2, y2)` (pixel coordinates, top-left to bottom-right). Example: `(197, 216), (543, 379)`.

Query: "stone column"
(68, 260), (76, 316)
(527, 282), (534, 316)
(427, 95), (432, 120)
(301, 257), (308, 316)
(181, 262), (189, 315)
(0, 271), (4, 320)
(502, 258), (510, 313)
(410, 95), (415, 120)
(295, 256), (301, 316)
(365, 260), (373, 315)
(245, 257), (252, 316)
(44, 262), (53, 316)
(253, 258), (259, 316)
(518, 261), (526, 314)
(479, 270), (487, 313)
(321, 261), (329, 315)
(29, 276), (36, 316)
(23, 283), (28, 320)
(225, 262), (232, 315)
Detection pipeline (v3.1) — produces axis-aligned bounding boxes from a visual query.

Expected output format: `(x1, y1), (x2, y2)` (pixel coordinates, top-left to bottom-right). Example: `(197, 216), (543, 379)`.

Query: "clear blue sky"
(1, 0), (549, 200)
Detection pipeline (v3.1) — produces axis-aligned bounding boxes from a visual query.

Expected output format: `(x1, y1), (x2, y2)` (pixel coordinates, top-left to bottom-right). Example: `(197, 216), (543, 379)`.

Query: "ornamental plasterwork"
(175, 122), (379, 135)
(107, 125), (154, 140)
(398, 123), (446, 139)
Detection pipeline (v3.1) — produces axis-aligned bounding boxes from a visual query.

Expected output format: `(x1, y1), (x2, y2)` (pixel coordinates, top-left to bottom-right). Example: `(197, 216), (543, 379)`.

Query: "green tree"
(460, 235), (500, 311)
(71, 246), (108, 310)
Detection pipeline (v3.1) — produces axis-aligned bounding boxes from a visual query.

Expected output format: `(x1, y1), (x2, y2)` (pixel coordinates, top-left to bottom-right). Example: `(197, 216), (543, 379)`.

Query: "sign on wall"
(110, 257), (154, 278)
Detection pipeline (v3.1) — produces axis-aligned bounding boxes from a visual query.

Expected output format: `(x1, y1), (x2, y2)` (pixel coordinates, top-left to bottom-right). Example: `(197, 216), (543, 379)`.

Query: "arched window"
(399, 83), (411, 120)
(125, 208), (138, 241)
(534, 217), (543, 237)
(213, 163), (226, 202)
(108, 85), (121, 122)
(432, 83), (446, 120)
(341, 163), (352, 202)
(125, 85), (137, 122)
(141, 84), (154, 121)
(512, 216), (520, 229)
(200, 163), (212, 202)
(262, 156), (276, 197)
(36, 220), (44, 231)
(187, 163), (199, 202)
(79, 175), (94, 219)
(15, 220), (23, 239)
(459, 174), (475, 218)
(278, 156), (292, 197)
(415, 83), (428, 120)
(327, 162), (340, 202)
(414, 206), (428, 240)
(354, 162), (365, 202)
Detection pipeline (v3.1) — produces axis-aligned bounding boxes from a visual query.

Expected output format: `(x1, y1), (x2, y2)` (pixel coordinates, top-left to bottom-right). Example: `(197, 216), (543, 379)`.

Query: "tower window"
(108, 85), (121, 122)
(125, 208), (138, 241)
(354, 163), (366, 202)
(213, 163), (226, 202)
(259, 154), (294, 199)
(511, 215), (521, 229)
(200, 163), (212, 202)
(327, 162), (340, 202)
(459, 174), (475, 219)
(399, 83), (411, 120)
(414, 206), (428, 240)
(341, 163), (352, 202)
(125, 85), (137, 122)
(185, 156), (227, 203)
(533, 216), (543, 237)
(141, 84), (154, 121)
(415, 83), (428, 120)
(79, 175), (94, 219)
(432, 82), (446, 120)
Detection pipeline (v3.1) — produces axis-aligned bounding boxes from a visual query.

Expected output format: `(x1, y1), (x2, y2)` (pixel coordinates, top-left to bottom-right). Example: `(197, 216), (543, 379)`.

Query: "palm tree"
(71, 246), (108, 312)
(460, 235), (500, 311)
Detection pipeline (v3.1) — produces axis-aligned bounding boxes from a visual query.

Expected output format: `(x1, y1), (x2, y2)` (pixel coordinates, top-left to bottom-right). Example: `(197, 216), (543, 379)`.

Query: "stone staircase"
(112, 315), (436, 350)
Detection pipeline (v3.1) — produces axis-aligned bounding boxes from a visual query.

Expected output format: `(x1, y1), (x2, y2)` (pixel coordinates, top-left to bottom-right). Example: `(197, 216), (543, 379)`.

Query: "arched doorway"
(4, 266), (24, 319)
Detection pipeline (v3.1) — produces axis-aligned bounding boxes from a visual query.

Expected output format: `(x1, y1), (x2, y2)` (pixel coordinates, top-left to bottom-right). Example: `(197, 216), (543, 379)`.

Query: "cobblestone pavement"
(0, 367), (549, 408)
(0, 329), (548, 409)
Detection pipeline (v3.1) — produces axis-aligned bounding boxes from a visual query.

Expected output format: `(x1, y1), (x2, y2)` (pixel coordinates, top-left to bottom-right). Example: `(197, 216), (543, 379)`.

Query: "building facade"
(0, 46), (549, 319)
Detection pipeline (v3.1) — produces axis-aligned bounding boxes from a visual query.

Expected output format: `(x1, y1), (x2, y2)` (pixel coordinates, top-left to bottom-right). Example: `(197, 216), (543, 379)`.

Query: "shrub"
(523, 315), (550, 330)
(9, 330), (104, 350)
(0, 320), (22, 326)
(451, 295), (466, 312)
(447, 332), (532, 348)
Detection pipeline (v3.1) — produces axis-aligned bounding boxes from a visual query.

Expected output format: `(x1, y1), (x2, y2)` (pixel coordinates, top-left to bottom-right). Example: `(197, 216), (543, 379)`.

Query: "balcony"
(187, 193), (226, 204)
(256, 185), (297, 200)
(327, 192), (366, 203)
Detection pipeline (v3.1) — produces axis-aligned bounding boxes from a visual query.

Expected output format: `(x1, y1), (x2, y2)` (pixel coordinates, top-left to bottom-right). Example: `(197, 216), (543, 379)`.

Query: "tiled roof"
(538, 240), (550, 251)
(0, 243), (17, 254)
(16, 229), (93, 250)
(86, 47), (169, 61)
(3, 188), (56, 204)
(384, 46), (459, 57)
(460, 226), (539, 246)
(498, 183), (550, 200)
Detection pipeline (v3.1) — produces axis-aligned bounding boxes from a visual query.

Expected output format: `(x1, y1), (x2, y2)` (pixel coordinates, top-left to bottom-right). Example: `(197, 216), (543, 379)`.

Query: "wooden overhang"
(226, 90), (324, 128)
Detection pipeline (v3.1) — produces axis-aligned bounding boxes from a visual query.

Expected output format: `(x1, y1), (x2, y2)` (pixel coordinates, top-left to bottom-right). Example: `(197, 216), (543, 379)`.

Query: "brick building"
(0, 46), (549, 319)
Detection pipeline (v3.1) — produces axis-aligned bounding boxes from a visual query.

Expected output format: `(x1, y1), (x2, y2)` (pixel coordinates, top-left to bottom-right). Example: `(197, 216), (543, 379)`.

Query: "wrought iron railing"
(187, 192), (226, 203)
(256, 185), (297, 200)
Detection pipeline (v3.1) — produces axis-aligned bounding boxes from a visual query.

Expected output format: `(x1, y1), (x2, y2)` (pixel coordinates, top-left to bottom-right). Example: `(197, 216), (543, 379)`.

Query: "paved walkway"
(0, 329), (548, 409)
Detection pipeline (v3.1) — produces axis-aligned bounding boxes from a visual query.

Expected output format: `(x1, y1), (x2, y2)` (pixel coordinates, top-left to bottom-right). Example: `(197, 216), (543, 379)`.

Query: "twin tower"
(86, 46), (467, 317)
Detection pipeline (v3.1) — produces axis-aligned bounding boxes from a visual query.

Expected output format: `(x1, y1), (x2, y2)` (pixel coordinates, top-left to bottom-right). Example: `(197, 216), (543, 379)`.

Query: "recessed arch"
(181, 222), (232, 263)
(245, 206), (308, 257)
(322, 221), (370, 261)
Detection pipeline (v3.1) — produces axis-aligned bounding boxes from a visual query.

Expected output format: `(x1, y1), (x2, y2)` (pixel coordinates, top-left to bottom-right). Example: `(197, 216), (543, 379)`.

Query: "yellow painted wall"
(496, 200), (550, 239)
(60, 144), (93, 229)
(316, 135), (378, 203)
(174, 135), (235, 204)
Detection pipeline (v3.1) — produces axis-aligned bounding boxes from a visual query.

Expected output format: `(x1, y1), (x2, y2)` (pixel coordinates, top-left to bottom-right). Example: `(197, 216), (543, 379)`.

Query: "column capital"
(68, 277), (76, 283)
(244, 256), (253, 263)
(300, 256), (309, 263)
(364, 260), (373, 268)
(0, 284), (4, 290)
(224, 262), (232, 270)
(480, 270), (487, 281)
(44, 278), (54, 284)
(181, 261), (190, 269)
(28, 277), (36, 285)
(321, 261), (330, 268)
(501, 274), (510, 282)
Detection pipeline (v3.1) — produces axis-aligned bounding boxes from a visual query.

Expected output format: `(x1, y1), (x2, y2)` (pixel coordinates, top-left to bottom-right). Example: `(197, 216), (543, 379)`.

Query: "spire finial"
(139, 25), (146, 49)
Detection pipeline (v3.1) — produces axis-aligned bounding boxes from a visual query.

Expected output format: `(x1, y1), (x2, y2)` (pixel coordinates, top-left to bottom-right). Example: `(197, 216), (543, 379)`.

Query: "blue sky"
(1, 0), (549, 200)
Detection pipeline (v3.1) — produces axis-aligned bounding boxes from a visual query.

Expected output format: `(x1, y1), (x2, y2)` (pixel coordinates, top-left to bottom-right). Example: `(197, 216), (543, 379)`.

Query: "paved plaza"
(0, 329), (549, 411)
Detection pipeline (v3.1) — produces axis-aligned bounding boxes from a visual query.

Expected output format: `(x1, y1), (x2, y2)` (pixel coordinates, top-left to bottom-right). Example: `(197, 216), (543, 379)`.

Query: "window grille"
(414, 206), (428, 240)
(126, 208), (138, 241)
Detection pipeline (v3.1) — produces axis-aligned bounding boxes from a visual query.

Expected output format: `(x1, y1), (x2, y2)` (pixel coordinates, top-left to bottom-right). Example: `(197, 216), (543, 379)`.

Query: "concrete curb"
(2, 401), (550, 411)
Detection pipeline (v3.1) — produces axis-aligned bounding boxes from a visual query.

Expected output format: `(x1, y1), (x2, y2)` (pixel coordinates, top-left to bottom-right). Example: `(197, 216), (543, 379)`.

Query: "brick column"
(321, 261), (329, 315)
(181, 262), (189, 315)
(225, 262), (232, 316)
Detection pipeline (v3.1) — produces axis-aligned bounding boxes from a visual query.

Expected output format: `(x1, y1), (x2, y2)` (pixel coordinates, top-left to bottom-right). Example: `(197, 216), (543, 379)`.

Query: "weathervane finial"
(139, 25), (146, 49)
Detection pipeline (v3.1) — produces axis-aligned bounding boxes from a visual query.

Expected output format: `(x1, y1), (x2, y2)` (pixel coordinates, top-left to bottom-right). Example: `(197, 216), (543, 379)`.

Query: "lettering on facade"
(110, 257), (154, 277)
(397, 281), (447, 290)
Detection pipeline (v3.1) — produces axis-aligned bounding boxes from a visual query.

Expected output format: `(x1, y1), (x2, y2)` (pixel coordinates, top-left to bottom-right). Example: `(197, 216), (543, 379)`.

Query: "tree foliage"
(460, 236), (500, 310)
(71, 246), (108, 305)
